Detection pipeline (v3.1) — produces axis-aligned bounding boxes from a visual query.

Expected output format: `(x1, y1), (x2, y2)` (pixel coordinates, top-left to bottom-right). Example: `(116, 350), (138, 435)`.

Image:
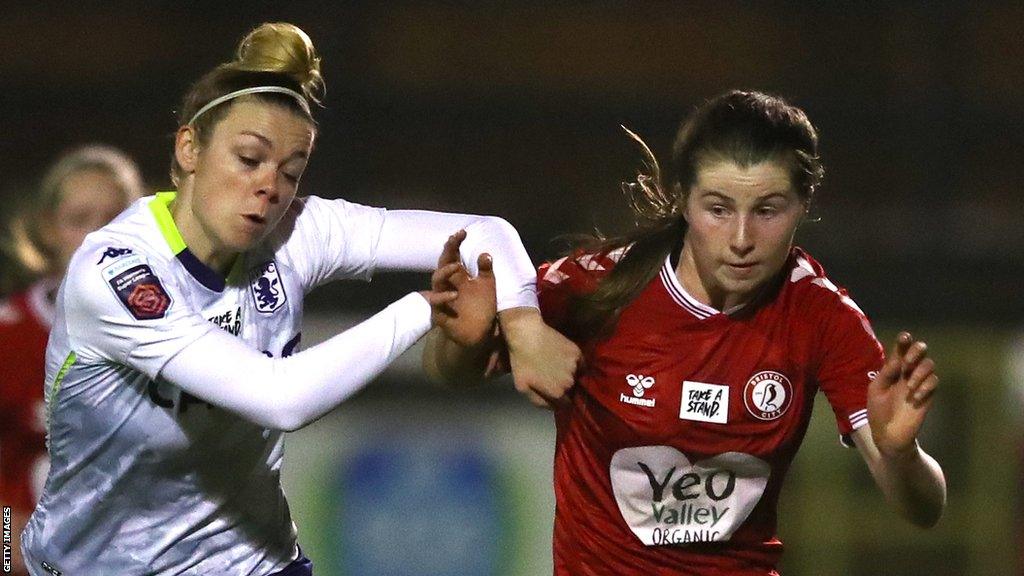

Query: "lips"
(242, 213), (266, 225)
(725, 262), (759, 278)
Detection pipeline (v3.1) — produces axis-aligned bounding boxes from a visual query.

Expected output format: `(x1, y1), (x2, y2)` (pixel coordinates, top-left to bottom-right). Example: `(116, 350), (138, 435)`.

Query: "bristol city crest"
(250, 260), (288, 314)
(743, 371), (793, 421)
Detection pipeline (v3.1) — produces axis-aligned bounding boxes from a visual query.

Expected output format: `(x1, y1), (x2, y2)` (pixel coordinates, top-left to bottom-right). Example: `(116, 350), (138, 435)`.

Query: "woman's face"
(178, 99), (314, 266)
(50, 169), (129, 272)
(678, 158), (806, 311)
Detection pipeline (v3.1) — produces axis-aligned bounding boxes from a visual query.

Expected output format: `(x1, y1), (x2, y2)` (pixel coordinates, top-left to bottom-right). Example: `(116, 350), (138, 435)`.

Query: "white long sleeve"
(160, 292), (431, 431)
(286, 198), (538, 311)
(373, 210), (538, 311)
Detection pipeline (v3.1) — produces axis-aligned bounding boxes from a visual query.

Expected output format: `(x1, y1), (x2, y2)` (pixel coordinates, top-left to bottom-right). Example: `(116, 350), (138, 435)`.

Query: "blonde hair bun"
(235, 22), (324, 104)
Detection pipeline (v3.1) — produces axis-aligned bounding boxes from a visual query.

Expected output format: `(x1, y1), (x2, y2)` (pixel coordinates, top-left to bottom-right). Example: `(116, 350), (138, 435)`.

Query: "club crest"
(743, 371), (793, 421)
(250, 261), (287, 314)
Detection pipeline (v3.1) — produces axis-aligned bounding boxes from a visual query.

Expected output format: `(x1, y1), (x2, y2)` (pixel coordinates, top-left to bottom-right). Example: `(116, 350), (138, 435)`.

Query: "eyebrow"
(240, 131), (272, 146)
(700, 190), (792, 202)
(239, 131), (309, 160)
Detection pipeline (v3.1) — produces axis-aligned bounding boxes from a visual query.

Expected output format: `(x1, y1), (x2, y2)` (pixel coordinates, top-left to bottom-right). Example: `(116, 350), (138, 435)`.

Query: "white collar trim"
(659, 255), (720, 319)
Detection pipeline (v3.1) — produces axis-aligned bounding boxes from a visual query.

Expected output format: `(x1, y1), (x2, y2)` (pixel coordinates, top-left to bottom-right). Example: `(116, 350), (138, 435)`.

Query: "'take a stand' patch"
(102, 254), (172, 320)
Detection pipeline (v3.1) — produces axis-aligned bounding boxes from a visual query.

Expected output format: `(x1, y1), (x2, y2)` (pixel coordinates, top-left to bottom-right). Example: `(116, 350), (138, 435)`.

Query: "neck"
(169, 187), (236, 275)
(674, 243), (751, 313)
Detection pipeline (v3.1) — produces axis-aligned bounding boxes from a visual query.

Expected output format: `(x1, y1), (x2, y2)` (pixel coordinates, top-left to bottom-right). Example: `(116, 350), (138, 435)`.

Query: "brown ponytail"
(566, 128), (685, 339)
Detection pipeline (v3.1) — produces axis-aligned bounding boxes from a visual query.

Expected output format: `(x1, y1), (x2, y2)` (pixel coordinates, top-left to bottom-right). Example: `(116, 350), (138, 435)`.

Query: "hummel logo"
(627, 374), (655, 397)
(620, 374), (656, 408)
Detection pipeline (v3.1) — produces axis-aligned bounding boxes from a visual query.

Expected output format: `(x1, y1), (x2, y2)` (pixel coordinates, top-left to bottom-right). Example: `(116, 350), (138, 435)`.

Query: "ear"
(174, 125), (200, 174)
(676, 183), (691, 224)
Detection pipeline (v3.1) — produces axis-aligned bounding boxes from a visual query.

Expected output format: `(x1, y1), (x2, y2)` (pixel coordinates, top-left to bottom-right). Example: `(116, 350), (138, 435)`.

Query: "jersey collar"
(658, 254), (754, 319)
(149, 191), (228, 292)
(659, 255), (720, 319)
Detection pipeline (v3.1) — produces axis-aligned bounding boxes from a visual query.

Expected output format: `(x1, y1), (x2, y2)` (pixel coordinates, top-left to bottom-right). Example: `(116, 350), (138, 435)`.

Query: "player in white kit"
(21, 22), (580, 576)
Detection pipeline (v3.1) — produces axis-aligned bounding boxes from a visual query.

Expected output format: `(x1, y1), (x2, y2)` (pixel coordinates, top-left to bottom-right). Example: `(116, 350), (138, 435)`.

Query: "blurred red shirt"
(0, 280), (54, 513)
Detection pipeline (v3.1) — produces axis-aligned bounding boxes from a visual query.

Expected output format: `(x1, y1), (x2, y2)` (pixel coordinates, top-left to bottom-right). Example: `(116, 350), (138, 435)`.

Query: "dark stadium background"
(2, 3), (1020, 575)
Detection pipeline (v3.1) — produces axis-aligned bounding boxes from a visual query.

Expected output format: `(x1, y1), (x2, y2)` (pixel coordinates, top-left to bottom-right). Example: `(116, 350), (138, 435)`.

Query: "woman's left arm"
(375, 209), (582, 408)
(373, 209), (538, 311)
(295, 199), (581, 407)
(853, 332), (947, 528)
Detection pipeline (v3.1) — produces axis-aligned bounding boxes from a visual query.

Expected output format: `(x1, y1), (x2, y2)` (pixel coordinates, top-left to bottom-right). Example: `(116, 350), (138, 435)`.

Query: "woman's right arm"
(66, 245), (456, 432)
(161, 291), (436, 431)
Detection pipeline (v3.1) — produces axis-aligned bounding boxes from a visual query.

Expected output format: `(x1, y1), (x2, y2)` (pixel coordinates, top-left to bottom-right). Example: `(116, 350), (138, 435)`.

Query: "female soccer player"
(426, 90), (947, 575)
(1, 145), (144, 576)
(20, 22), (579, 576)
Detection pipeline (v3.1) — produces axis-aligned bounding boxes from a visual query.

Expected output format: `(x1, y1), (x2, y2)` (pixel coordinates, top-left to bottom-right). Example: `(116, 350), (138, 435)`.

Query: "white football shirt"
(22, 192), (537, 575)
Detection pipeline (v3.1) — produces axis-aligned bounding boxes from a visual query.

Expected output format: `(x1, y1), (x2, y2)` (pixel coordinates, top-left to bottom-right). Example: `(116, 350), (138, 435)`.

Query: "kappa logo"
(743, 371), (793, 421)
(250, 261), (287, 314)
(620, 374), (656, 407)
(96, 246), (133, 265)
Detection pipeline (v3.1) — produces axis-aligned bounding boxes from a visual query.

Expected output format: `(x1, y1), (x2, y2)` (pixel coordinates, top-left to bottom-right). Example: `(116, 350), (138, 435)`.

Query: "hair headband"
(188, 86), (310, 126)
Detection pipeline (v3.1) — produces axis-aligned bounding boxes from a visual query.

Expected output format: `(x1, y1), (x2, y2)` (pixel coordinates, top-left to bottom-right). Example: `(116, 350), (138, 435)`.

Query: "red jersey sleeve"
(537, 251), (618, 334)
(814, 287), (885, 446)
(0, 291), (50, 511)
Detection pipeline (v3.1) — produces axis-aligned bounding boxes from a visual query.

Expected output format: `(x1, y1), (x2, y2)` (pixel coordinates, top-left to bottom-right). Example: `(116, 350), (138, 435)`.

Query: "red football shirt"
(0, 280), (54, 513)
(538, 247), (884, 575)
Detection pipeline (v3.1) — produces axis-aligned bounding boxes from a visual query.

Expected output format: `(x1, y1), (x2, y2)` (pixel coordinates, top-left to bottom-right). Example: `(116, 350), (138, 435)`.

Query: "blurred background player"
(0, 144), (145, 576)
(20, 22), (577, 576)
(426, 90), (947, 575)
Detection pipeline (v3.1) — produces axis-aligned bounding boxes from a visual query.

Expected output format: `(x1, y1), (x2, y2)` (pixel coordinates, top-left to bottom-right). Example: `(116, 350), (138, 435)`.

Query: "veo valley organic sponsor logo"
(610, 446), (770, 546)
(619, 374), (656, 407)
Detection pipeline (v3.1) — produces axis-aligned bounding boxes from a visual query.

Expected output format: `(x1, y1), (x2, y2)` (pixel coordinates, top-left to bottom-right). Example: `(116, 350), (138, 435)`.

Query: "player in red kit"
(0, 283), (51, 511)
(0, 145), (144, 575)
(425, 90), (946, 575)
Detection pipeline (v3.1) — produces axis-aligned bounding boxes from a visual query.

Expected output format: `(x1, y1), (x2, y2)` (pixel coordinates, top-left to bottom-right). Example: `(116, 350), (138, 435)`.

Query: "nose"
(254, 167), (280, 205)
(729, 215), (755, 257)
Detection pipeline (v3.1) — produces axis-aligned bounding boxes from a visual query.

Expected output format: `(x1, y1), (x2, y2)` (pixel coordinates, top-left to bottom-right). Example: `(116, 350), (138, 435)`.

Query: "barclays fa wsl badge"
(250, 260), (287, 314)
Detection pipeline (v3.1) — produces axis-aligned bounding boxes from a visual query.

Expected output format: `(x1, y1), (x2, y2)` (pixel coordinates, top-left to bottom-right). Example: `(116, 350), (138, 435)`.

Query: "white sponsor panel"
(610, 446), (770, 546)
(679, 381), (729, 423)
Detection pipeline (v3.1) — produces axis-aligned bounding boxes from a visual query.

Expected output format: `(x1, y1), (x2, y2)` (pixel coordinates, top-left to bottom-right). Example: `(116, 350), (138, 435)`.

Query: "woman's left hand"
(867, 332), (938, 459)
(429, 230), (498, 348)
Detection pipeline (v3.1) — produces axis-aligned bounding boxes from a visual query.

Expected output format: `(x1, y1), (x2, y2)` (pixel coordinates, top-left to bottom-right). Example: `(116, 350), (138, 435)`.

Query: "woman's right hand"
(499, 307), (582, 409)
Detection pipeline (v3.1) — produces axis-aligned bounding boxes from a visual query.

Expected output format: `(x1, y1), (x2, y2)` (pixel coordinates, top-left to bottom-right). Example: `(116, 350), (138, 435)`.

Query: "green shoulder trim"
(46, 351), (77, 431)
(149, 191), (187, 255)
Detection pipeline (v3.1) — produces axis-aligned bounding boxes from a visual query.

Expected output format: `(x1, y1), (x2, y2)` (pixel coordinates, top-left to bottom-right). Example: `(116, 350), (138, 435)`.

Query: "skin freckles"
(172, 99), (315, 273)
(675, 159), (807, 312)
